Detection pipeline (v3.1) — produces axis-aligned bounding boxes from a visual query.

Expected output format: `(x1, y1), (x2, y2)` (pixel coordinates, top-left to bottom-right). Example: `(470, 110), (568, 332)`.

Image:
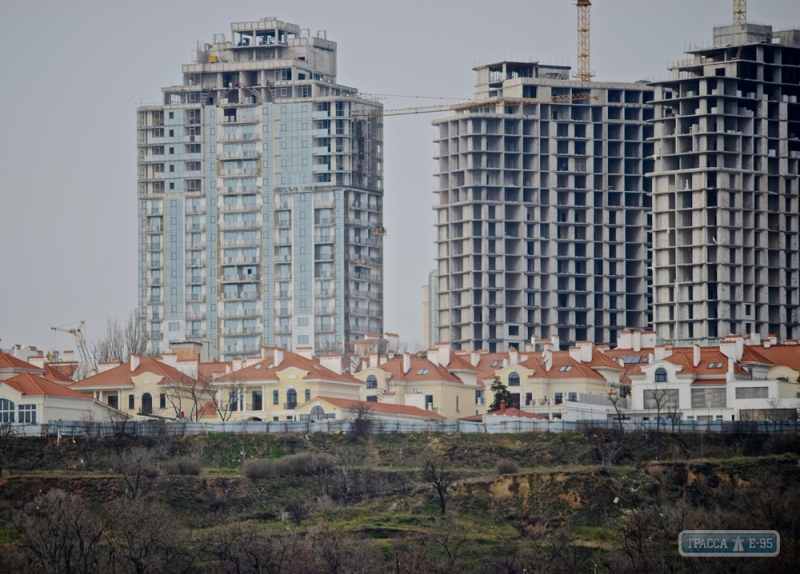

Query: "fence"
(26, 417), (800, 438)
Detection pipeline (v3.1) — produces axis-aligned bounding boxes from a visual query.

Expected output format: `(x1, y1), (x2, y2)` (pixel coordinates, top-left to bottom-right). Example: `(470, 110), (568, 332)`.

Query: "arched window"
(141, 393), (153, 415)
(366, 375), (378, 389)
(0, 399), (15, 423)
(508, 372), (521, 387)
(310, 406), (326, 419)
(286, 389), (297, 409)
(655, 368), (668, 383)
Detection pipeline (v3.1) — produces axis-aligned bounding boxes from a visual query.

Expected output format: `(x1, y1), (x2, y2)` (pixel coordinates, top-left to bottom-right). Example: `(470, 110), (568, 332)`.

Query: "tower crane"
(51, 321), (93, 366)
(733, 0), (746, 25)
(575, 0), (593, 82)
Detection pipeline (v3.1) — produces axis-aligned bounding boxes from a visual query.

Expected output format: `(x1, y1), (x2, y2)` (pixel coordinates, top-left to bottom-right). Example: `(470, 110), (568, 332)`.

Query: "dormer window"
(508, 372), (521, 386)
(366, 375), (378, 389)
(655, 368), (668, 382)
(558, 365), (573, 372)
(417, 369), (430, 375)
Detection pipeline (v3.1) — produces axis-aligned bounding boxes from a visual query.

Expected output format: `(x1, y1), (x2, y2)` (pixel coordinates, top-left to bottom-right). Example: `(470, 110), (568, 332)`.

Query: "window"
(366, 375), (378, 389)
(298, 335), (309, 344)
(456, 396), (460, 411)
(169, 322), (180, 332)
(273, 390), (279, 405)
(508, 373), (521, 387)
(558, 365), (573, 372)
(108, 395), (118, 409)
(475, 390), (485, 405)
(554, 392), (563, 405)
(491, 361), (499, 367)
(305, 389), (311, 402)
(644, 389), (679, 410)
(18, 405), (36, 424)
(128, 395), (135, 410)
(425, 395), (434, 409)
(0, 399), (15, 422)
(417, 369), (430, 375)
(568, 392), (577, 402)
(655, 368), (668, 382)
(366, 396), (378, 402)
(692, 388), (727, 408)
(298, 317), (309, 327)
(159, 393), (166, 409)
(141, 393), (153, 415)
(252, 390), (263, 411)
(286, 389), (297, 409)
(735, 387), (768, 399)
(229, 391), (238, 412)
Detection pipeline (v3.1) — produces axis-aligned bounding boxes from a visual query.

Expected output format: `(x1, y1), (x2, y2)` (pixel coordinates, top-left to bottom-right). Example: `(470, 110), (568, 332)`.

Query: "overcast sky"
(0, 0), (797, 352)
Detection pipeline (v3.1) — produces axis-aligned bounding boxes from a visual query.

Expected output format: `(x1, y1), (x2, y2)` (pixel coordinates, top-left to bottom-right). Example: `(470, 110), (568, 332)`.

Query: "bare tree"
(347, 400), (375, 440)
(109, 447), (159, 501)
(14, 490), (105, 574)
(421, 451), (455, 515)
(207, 521), (296, 574)
(332, 448), (359, 506)
(91, 310), (148, 365)
(0, 419), (16, 477)
(426, 516), (470, 573)
(606, 379), (627, 432)
(163, 372), (215, 421)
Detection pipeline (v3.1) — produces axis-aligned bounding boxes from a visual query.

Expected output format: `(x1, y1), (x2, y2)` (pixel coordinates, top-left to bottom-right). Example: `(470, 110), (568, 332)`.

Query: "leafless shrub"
(164, 457), (201, 476)
(305, 524), (382, 574)
(421, 450), (455, 515)
(108, 447), (160, 500)
(14, 490), (105, 574)
(284, 499), (312, 526)
(242, 452), (336, 480)
(496, 459), (520, 475)
(206, 521), (296, 574)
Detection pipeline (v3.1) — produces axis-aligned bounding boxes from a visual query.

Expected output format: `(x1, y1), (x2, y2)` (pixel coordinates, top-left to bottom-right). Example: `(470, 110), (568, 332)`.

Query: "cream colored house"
(210, 347), (364, 421)
(294, 396), (446, 423)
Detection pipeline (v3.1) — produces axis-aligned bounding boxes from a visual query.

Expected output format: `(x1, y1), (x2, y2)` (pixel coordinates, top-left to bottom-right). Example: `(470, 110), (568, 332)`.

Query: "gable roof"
(461, 406), (548, 421)
(42, 364), (74, 384)
(70, 355), (193, 389)
(749, 345), (800, 371)
(214, 350), (362, 384)
(313, 396), (446, 419)
(369, 356), (463, 383)
(0, 352), (43, 372)
(4, 373), (95, 399)
(630, 347), (748, 377)
(519, 351), (606, 380)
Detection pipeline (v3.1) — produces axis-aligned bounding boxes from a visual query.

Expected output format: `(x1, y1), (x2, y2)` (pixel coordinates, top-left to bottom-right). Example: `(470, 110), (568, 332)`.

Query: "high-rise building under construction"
(433, 62), (655, 351)
(649, 23), (800, 343)
(137, 18), (384, 360)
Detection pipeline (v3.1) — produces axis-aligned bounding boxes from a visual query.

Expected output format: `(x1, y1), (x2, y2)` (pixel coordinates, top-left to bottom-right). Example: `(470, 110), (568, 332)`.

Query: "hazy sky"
(1, 0), (797, 352)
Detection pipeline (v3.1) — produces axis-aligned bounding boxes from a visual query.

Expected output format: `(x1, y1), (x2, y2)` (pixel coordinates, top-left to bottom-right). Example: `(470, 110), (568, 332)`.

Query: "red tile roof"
(70, 356), (193, 389)
(313, 396), (446, 419)
(747, 345), (800, 371)
(214, 350), (362, 384)
(373, 356), (463, 383)
(4, 373), (94, 399)
(42, 364), (74, 384)
(462, 406), (547, 421)
(519, 351), (606, 380)
(198, 360), (231, 380)
(0, 352), (43, 372)
(630, 347), (748, 377)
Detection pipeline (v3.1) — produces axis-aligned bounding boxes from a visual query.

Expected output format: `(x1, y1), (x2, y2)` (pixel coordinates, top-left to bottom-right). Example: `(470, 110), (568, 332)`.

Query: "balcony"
(145, 225), (162, 233)
(223, 115), (259, 124)
(219, 220), (261, 230)
(222, 168), (259, 177)
(349, 289), (382, 299)
(275, 326), (292, 335)
(350, 236), (380, 247)
(219, 185), (261, 194)
(315, 289), (334, 297)
(185, 311), (206, 320)
(148, 296), (162, 303)
(186, 259), (207, 267)
(224, 256), (259, 265)
(146, 243), (163, 252)
(221, 238), (261, 247)
(315, 306), (336, 315)
(315, 271), (335, 279)
(222, 132), (260, 142)
(274, 254), (292, 262)
(222, 291), (260, 300)
(185, 205), (205, 215)
(315, 200), (336, 209)
(349, 270), (381, 281)
(219, 202), (261, 213)
(219, 150), (262, 159)
(284, 402), (297, 410)
(349, 307), (383, 317)
(349, 256), (382, 266)
(274, 236), (292, 245)
(218, 308), (262, 318)
(222, 327), (260, 336)
(144, 208), (162, 216)
(221, 273), (261, 283)
(276, 291), (292, 299)
(315, 217), (334, 226)
(186, 294), (206, 303)
(187, 330), (206, 338)
(185, 223), (206, 232)
(314, 324), (336, 333)
(186, 241), (205, 250)
(148, 332), (164, 340)
(146, 277), (163, 286)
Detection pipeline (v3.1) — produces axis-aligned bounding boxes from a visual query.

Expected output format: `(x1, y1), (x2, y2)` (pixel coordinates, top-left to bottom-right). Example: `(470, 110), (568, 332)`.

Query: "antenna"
(733, 0), (746, 25)
(576, 0), (593, 81)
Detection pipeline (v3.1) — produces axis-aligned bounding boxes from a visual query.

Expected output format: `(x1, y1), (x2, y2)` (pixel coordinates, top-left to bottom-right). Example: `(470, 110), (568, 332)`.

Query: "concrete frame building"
(649, 24), (800, 344)
(137, 18), (384, 361)
(433, 61), (654, 352)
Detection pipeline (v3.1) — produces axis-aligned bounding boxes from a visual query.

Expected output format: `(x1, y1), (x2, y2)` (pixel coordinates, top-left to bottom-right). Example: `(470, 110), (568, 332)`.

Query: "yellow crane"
(733, 0), (746, 25)
(576, 0), (593, 82)
(50, 321), (93, 366)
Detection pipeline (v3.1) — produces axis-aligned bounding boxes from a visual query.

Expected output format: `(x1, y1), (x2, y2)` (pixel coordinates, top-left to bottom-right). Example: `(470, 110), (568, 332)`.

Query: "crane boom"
(51, 321), (93, 366)
(373, 92), (598, 117)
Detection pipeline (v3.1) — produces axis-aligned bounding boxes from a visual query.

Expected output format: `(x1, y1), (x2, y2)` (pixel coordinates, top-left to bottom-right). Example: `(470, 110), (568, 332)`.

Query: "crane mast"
(51, 321), (93, 367)
(576, 0), (593, 82)
(733, 0), (747, 25)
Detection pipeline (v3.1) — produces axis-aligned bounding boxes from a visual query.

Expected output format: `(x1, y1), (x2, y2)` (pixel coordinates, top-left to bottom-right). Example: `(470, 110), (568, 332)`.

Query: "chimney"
(403, 352), (411, 374)
(320, 354), (342, 375)
(693, 344), (701, 368)
(641, 332), (657, 349)
(499, 399), (506, 413)
(436, 342), (450, 367)
(747, 333), (761, 345)
(767, 334), (778, 345)
(28, 356), (45, 369)
(99, 360), (121, 373)
(786, 339), (798, 346)
(274, 349), (284, 367)
(428, 348), (439, 367)
(550, 334), (560, 350)
(719, 337), (743, 362)
(296, 346), (313, 360)
(632, 331), (642, 352)
(379, 355), (388, 365)
(471, 351), (480, 367)
(369, 352), (378, 368)
(578, 341), (592, 363)
(232, 357), (243, 372)
(568, 346), (582, 363)
(727, 357), (735, 382)
(543, 348), (553, 372)
(509, 346), (519, 365)
(654, 346), (666, 361)
(618, 357), (625, 368)
(130, 355), (140, 371)
(160, 353), (178, 368)
(528, 334), (538, 353)
(502, 358), (509, 368)
(618, 330), (632, 350)
(62, 350), (75, 362)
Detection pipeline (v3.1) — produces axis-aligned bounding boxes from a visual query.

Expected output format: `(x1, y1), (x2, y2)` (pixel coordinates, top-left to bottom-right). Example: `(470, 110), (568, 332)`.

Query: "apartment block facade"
(649, 24), (800, 343)
(137, 18), (384, 360)
(433, 62), (654, 352)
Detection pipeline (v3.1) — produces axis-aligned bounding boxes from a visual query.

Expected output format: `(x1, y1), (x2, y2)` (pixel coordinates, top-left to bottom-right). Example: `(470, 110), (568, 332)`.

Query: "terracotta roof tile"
(313, 396), (446, 419)
(214, 350), (362, 384)
(0, 352), (43, 372)
(372, 356), (463, 383)
(70, 356), (192, 389)
(4, 373), (94, 399)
